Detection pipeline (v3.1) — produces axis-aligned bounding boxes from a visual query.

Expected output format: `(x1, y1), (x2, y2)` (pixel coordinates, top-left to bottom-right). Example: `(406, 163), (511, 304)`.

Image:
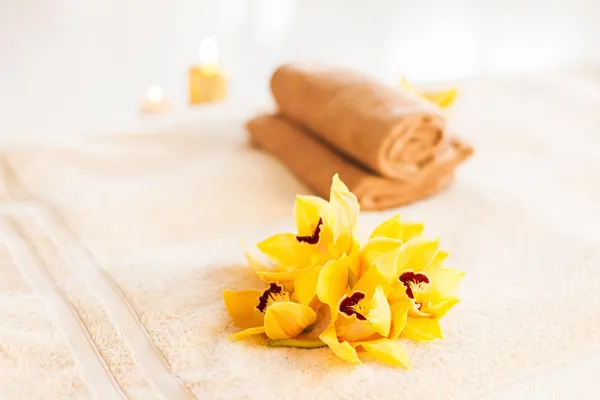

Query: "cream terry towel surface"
(1, 73), (600, 399)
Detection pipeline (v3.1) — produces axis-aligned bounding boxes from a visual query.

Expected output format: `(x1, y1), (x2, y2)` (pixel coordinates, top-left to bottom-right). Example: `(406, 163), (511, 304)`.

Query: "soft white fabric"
(0, 228), (96, 400)
(0, 70), (600, 399)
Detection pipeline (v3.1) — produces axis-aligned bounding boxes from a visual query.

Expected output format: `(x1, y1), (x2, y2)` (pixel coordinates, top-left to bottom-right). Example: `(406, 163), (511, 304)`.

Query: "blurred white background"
(1, 0), (599, 138)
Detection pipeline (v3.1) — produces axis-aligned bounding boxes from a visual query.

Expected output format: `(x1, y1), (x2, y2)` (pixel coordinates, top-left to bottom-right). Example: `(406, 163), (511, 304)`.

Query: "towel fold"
(247, 114), (473, 210)
(270, 64), (448, 180)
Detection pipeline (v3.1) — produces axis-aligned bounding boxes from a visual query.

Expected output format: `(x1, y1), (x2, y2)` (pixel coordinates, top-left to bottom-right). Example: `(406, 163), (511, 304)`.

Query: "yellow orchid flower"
(317, 257), (412, 368)
(223, 282), (317, 340)
(399, 76), (457, 108)
(255, 174), (358, 271)
(386, 238), (464, 342)
(251, 174), (361, 306)
(224, 257), (346, 346)
(356, 214), (425, 281)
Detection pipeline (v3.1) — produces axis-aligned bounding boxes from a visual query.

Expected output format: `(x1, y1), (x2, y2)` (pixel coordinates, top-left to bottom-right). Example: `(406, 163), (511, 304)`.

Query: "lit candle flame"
(146, 85), (164, 103)
(198, 37), (219, 66)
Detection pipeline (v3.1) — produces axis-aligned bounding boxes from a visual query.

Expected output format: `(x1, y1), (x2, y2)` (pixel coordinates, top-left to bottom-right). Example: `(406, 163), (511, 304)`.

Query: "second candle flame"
(198, 37), (219, 66)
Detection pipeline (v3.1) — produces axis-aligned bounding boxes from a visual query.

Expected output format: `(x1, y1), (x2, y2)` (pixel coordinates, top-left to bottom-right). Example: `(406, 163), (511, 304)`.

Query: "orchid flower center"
(256, 283), (289, 313)
(398, 271), (430, 306)
(296, 218), (323, 245)
(339, 291), (368, 321)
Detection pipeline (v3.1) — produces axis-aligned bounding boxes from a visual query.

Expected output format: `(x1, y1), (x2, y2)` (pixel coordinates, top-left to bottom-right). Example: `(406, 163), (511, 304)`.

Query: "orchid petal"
(243, 243), (273, 273)
(347, 240), (362, 283)
(397, 237), (439, 273)
(257, 233), (313, 267)
(424, 89), (457, 108)
(296, 304), (331, 340)
(257, 269), (302, 282)
(294, 265), (322, 305)
(264, 302), (317, 340)
(387, 282), (412, 305)
(319, 324), (361, 364)
(425, 297), (461, 319)
(316, 255), (349, 309)
(328, 174), (359, 243)
(360, 237), (404, 280)
(389, 299), (412, 340)
(365, 286), (391, 337)
(353, 266), (389, 299)
(402, 317), (444, 341)
(400, 76), (457, 108)
(295, 195), (329, 236)
(369, 215), (424, 242)
(336, 315), (378, 343)
(230, 326), (265, 340)
(222, 290), (264, 329)
(360, 338), (412, 369)
(423, 250), (449, 272)
(398, 222), (425, 242)
(427, 268), (465, 299)
(408, 305), (431, 318)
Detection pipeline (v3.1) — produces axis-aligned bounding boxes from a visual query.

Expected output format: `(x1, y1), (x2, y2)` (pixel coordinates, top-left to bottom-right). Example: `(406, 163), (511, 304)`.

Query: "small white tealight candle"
(141, 85), (170, 114)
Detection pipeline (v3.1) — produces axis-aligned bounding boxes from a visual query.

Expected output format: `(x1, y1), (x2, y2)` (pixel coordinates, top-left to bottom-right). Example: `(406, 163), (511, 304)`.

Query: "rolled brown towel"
(247, 114), (473, 211)
(270, 64), (448, 180)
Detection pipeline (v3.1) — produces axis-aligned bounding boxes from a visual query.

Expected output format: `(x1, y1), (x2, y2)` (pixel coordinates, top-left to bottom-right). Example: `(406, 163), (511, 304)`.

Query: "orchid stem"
(267, 339), (327, 349)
